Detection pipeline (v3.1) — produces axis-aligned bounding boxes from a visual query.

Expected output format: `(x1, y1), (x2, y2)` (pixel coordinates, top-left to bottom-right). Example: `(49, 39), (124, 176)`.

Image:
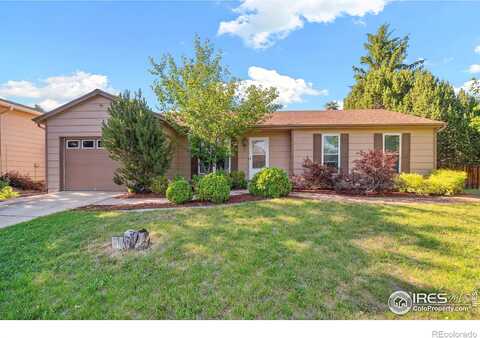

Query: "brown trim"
(33, 89), (116, 123)
(401, 133), (411, 173)
(289, 129), (294, 175)
(257, 123), (445, 129)
(231, 146), (238, 172)
(433, 129), (438, 169)
(59, 137), (65, 191)
(0, 98), (42, 116)
(340, 133), (349, 174)
(313, 133), (322, 163)
(374, 133), (383, 151)
(191, 156), (198, 177)
(45, 122), (48, 190)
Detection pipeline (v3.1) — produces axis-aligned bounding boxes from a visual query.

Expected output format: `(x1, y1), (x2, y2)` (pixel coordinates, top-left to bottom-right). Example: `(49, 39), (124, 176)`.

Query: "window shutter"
(374, 133), (383, 151)
(340, 133), (349, 174)
(231, 149), (238, 171)
(191, 156), (198, 177)
(401, 133), (411, 173)
(313, 134), (322, 163)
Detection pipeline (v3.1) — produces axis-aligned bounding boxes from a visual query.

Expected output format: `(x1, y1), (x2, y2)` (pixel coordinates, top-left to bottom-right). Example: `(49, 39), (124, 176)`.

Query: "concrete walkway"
(0, 191), (119, 229)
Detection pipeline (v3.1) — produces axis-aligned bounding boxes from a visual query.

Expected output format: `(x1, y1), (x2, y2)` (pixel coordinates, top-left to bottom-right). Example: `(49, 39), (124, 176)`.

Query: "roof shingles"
(260, 109), (444, 128)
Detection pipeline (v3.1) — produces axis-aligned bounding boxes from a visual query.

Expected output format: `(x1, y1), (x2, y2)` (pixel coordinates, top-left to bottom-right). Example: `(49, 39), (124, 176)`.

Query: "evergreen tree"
(345, 24), (480, 167)
(102, 90), (172, 192)
(324, 101), (340, 110)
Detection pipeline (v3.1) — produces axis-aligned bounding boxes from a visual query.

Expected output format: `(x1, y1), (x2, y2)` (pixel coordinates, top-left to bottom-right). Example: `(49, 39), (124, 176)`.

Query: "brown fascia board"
(256, 122), (445, 129)
(0, 98), (43, 116)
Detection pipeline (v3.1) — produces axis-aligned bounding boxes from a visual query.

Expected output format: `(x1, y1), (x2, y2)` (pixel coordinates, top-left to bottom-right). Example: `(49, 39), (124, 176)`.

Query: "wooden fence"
(463, 165), (480, 189)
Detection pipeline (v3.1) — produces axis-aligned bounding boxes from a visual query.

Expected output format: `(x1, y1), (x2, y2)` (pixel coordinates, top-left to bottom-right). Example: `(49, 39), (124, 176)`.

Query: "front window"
(384, 134), (401, 173)
(323, 135), (340, 170)
(198, 157), (231, 175)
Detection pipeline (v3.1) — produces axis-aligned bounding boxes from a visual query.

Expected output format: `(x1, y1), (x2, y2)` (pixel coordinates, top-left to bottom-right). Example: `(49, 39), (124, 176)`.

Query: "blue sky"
(0, 1), (479, 111)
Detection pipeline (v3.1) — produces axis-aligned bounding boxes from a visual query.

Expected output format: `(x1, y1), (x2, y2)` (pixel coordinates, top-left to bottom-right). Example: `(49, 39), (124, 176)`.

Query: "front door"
(249, 137), (269, 179)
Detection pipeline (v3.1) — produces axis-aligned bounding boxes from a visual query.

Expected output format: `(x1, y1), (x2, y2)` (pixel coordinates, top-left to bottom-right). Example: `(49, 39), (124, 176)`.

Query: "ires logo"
(412, 292), (448, 304)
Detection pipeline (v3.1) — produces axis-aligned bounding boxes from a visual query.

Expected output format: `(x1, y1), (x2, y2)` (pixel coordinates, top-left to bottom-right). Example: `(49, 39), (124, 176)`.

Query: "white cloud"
(218, 0), (388, 49)
(242, 66), (327, 106)
(468, 64), (480, 74)
(0, 71), (115, 111)
(455, 80), (477, 94)
(474, 45), (480, 54)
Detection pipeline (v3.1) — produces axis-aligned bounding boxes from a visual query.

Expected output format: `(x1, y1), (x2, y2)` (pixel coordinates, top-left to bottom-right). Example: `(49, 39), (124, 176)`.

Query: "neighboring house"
(34, 89), (444, 192)
(0, 98), (45, 181)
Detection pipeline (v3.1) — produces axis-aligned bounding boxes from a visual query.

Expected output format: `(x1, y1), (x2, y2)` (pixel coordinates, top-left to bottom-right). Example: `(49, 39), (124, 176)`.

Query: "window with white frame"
(384, 134), (401, 173)
(66, 140), (80, 149)
(96, 140), (103, 149)
(322, 134), (340, 171)
(198, 157), (231, 175)
(81, 140), (95, 149)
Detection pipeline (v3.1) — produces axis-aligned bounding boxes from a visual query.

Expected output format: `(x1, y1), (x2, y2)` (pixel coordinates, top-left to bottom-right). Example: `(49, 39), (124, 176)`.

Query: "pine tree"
(102, 90), (172, 192)
(324, 101), (340, 110)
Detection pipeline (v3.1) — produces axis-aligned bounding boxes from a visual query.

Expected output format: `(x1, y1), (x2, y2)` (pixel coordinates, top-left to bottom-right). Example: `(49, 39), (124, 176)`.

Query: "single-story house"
(0, 98), (45, 181)
(33, 89), (445, 192)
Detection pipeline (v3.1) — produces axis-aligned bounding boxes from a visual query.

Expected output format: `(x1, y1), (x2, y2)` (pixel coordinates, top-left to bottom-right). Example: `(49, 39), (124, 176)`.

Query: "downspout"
(0, 106), (13, 175)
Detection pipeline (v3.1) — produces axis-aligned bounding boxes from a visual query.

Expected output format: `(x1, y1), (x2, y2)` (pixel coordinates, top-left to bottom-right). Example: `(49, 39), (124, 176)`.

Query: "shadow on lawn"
(0, 198), (478, 319)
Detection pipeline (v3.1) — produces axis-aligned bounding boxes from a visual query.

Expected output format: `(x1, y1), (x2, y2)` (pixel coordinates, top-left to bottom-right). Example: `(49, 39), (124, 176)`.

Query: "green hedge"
(395, 169), (467, 196)
(229, 170), (247, 189)
(197, 173), (231, 204)
(166, 178), (193, 204)
(248, 167), (292, 198)
(149, 175), (169, 195)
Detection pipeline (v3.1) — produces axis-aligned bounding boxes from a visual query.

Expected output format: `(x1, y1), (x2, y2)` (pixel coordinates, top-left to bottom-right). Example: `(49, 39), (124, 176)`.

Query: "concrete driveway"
(0, 191), (119, 229)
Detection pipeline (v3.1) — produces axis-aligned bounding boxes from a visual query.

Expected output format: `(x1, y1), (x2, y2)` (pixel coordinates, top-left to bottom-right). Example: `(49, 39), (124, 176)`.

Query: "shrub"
(248, 167), (292, 198)
(0, 178), (10, 190)
(395, 173), (426, 194)
(197, 173), (231, 204)
(229, 170), (247, 189)
(1, 171), (45, 191)
(0, 186), (19, 201)
(150, 175), (169, 195)
(290, 175), (310, 190)
(191, 175), (202, 192)
(214, 170), (233, 188)
(166, 179), (193, 204)
(335, 150), (397, 194)
(301, 158), (336, 189)
(395, 170), (467, 196)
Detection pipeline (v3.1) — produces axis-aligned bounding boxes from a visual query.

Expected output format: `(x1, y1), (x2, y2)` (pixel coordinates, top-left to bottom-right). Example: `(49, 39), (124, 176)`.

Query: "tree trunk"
(112, 236), (126, 250)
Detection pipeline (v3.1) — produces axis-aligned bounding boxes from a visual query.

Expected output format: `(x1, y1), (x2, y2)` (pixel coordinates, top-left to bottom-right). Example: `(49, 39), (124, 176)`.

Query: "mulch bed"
(77, 193), (266, 211)
(293, 188), (418, 198)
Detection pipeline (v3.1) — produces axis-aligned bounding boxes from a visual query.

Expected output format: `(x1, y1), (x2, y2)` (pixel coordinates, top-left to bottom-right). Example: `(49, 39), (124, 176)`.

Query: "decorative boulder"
(112, 229), (150, 251)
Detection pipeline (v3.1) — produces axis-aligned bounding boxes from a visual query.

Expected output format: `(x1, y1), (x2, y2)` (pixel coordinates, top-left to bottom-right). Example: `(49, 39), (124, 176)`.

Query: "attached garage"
(61, 138), (122, 191)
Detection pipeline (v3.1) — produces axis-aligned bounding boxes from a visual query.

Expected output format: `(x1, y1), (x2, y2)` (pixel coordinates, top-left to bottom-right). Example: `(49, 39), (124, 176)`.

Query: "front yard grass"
(1, 198), (479, 319)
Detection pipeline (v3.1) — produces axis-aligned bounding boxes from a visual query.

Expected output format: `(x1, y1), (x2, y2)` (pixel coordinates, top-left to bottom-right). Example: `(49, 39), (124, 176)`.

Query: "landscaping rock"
(112, 229), (150, 251)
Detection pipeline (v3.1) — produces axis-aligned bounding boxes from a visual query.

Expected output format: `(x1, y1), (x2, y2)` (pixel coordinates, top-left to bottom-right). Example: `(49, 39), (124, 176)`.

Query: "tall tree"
(150, 36), (280, 171)
(344, 25), (480, 167)
(102, 90), (172, 192)
(324, 101), (340, 110)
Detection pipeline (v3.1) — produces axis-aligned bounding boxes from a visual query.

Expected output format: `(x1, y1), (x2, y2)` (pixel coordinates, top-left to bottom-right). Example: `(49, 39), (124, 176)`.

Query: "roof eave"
(257, 123), (445, 129)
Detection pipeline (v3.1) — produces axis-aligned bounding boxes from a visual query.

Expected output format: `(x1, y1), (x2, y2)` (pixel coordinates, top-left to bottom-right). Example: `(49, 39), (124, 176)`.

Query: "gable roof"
(33, 89), (116, 123)
(0, 98), (43, 116)
(259, 109), (445, 128)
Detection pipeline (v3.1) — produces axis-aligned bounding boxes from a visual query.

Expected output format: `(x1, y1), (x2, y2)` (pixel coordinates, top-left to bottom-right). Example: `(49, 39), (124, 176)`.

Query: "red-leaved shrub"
(1, 171), (45, 191)
(301, 158), (336, 189)
(335, 150), (397, 194)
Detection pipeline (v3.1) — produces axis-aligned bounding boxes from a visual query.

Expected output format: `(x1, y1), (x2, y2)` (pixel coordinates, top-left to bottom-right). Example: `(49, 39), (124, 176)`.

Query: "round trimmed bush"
(248, 167), (292, 198)
(150, 175), (169, 195)
(166, 178), (193, 204)
(197, 172), (231, 204)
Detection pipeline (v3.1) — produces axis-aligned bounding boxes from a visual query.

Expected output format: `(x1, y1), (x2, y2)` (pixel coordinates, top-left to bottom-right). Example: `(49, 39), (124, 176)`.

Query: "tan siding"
(1, 110), (45, 181)
(45, 95), (187, 192)
(237, 130), (291, 177)
(291, 127), (437, 176)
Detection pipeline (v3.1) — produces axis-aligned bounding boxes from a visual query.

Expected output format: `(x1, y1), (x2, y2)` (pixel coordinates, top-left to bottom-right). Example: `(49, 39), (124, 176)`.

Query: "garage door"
(63, 138), (124, 191)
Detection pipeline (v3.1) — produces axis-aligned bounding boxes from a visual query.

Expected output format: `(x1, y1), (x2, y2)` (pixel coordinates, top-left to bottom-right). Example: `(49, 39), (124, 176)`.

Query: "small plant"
(1, 171), (44, 191)
(166, 178), (193, 204)
(191, 175), (202, 192)
(248, 167), (292, 198)
(150, 175), (169, 195)
(0, 178), (10, 190)
(229, 170), (247, 189)
(301, 158), (336, 189)
(0, 186), (19, 201)
(197, 172), (231, 204)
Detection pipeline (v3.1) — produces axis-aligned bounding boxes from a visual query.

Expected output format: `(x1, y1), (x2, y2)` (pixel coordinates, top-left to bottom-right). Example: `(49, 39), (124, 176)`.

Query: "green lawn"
(1, 198), (479, 319)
